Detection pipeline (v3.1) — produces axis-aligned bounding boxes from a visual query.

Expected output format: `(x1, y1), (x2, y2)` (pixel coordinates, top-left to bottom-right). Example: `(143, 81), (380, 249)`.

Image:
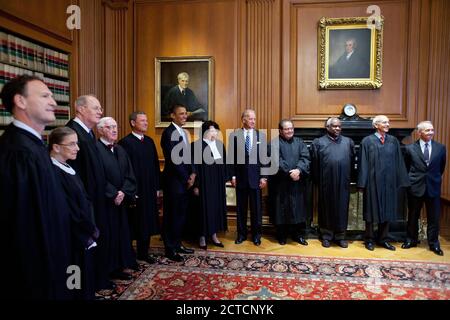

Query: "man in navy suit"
(402, 121), (447, 256)
(160, 104), (196, 261)
(228, 109), (268, 246)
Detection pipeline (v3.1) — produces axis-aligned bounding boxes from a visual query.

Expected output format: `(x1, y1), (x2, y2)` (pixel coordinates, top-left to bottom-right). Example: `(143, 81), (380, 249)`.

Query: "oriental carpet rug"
(96, 249), (450, 300)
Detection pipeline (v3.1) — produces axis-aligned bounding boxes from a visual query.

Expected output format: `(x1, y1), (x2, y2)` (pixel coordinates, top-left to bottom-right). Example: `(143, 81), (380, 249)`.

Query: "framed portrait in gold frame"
(155, 56), (214, 128)
(318, 16), (384, 89)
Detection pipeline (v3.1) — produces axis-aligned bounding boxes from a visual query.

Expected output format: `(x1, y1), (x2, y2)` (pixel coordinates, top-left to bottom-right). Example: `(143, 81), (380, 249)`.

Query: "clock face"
(344, 104), (356, 117)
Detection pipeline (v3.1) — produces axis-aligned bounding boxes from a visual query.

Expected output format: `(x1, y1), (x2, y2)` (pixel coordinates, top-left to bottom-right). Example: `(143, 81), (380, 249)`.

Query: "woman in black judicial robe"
(190, 121), (228, 249)
(97, 136), (138, 275)
(49, 127), (99, 300)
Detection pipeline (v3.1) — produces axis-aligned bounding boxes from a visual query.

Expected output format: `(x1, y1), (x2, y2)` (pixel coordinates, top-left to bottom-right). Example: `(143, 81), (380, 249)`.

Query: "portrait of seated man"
(161, 72), (207, 122)
(329, 36), (370, 79)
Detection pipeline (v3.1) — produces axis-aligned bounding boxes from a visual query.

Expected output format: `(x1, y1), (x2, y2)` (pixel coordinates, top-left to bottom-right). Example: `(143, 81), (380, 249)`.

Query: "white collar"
(74, 117), (91, 133)
(51, 157), (76, 175)
(172, 122), (184, 134)
(12, 119), (42, 140)
(100, 137), (113, 147)
(132, 131), (144, 140)
(420, 139), (432, 147)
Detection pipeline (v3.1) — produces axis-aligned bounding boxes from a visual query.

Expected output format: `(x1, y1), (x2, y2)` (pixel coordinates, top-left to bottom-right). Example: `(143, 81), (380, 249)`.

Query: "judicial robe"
(118, 134), (161, 239)
(0, 124), (71, 299)
(52, 159), (98, 300)
(311, 135), (355, 231)
(357, 134), (410, 223)
(97, 142), (137, 271)
(190, 139), (228, 237)
(269, 136), (310, 225)
(66, 119), (110, 289)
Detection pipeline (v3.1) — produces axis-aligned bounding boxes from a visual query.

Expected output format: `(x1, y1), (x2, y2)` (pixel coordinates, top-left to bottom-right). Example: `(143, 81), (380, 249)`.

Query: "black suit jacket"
(160, 123), (194, 194)
(161, 86), (206, 121)
(404, 140), (446, 198)
(228, 129), (268, 189)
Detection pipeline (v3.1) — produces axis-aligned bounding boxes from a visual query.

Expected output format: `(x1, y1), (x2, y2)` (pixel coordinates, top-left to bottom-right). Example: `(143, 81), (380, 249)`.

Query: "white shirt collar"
(178, 85), (185, 93)
(132, 131), (144, 141)
(51, 157), (76, 175)
(12, 119), (42, 140)
(100, 138), (114, 152)
(346, 51), (354, 60)
(420, 139), (432, 147)
(203, 139), (221, 160)
(74, 117), (91, 133)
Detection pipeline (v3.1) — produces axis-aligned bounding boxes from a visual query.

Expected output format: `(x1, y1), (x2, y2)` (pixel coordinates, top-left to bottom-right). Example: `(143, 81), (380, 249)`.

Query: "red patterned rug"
(98, 249), (450, 300)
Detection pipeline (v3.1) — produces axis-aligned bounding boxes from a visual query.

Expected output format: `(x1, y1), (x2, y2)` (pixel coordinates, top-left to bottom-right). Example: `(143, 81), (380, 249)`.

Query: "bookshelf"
(0, 28), (71, 141)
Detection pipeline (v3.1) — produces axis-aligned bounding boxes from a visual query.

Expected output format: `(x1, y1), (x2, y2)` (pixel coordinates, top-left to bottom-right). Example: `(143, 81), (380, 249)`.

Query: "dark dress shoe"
(165, 252), (184, 262)
(322, 239), (331, 248)
(278, 239), (287, 245)
(199, 244), (207, 250)
(176, 245), (194, 254)
(379, 242), (396, 251)
(253, 237), (261, 246)
(138, 255), (156, 264)
(235, 235), (246, 244)
(295, 237), (308, 246)
(336, 240), (348, 248)
(212, 241), (224, 248)
(365, 242), (375, 251)
(401, 241), (417, 249)
(430, 246), (444, 256)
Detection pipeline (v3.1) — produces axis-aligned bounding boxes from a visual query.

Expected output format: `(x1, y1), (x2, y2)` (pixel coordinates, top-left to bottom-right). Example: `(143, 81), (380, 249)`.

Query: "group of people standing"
(0, 75), (446, 300)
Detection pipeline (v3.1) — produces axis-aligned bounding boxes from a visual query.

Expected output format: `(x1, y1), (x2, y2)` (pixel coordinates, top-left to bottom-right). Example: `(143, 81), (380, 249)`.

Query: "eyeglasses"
(103, 125), (118, 130)
(58, 142), (79, 147)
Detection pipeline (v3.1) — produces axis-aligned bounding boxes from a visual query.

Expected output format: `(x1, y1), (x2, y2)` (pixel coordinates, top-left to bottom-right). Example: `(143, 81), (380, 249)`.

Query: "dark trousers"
(320, 228), (346, 241)
(365, 221), (390, 243)
(163, 191), (189, 253)
(236, 187), (262, 238)
(136, 237), (151, 259)
(407, 194), (441, 247)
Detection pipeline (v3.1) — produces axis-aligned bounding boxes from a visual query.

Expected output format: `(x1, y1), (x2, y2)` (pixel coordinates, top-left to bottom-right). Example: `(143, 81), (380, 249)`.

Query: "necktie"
(182, 90), (185, 96)
(424, 142), (430, 165)
(245, 133), (251, 153)
(380, 135), (384, 144)
(89, 130), (95, 140)
(140, 136), (144, 142)
(107, 144), (114, 151)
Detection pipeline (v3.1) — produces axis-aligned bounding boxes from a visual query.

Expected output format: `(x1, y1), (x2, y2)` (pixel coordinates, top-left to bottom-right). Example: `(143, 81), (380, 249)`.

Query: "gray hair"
(75, 94), (97, 110)
(241, 108), (256, 119)
(416, 120), (433, 132)
(97, 116), (115, 130)
(326, 117), (341, 127)
(372, 115), (389, 128)
(177, 72), (189, 81)
(129, 111), (146, 126)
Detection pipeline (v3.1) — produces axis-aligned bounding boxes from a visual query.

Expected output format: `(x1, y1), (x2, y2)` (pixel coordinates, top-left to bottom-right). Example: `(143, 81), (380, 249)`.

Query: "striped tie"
(245, 133), (250, 153)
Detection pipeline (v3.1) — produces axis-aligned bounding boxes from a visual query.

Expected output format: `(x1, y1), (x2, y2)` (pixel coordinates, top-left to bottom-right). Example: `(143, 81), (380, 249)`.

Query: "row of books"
(0, 62), (70, 102)
(0, 31), (69, 77)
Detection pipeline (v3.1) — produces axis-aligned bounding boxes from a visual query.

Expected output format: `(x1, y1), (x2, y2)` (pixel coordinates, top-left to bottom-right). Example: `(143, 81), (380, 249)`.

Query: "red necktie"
(140, 137), (144, 142)
(107, 144), (114, 149)
(380, 135), (384, 144)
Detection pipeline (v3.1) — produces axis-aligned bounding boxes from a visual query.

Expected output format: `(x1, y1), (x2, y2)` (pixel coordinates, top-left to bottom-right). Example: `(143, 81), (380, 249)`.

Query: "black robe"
(269, 136), (311, 225)
(53, 162), (98, 300)
(311, 135), (355, 231)
(0, 124), (71, 299)
(189, 139), (228, 237)
(118, 134), (161, 239)
(97, 142), (137, 271)
(66, 119), (109, 289)
(357, 134), (410, 223)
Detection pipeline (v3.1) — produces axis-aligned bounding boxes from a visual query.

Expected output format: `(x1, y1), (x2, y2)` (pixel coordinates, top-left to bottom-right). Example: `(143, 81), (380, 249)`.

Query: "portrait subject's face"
(178, 76), (189, 89)
(242, 111), (256, 130)
(171, 106), (188, 126)
(345, 40), (355, 53)
(375, 117), (390, 134)
(279, 122), (294, 140)
(80, 96), (103, 128)
(419, 123), (434, 142)
(57, 133), (80, 161)
(100, 120), (118, 143)
(327, 119), (342, 138)
(133, 114), (148, 133)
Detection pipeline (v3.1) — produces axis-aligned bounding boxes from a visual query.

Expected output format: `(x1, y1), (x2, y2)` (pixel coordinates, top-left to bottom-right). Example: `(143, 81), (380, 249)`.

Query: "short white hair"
(241, 108), (255, 119)
(74, 94), (97, 110)
(177, 72), (189, 80)
(326, 117), (340, 127)
(416, 120), (433, 132)
(372, 115), (389, 128)
(97, 117), (115, 130)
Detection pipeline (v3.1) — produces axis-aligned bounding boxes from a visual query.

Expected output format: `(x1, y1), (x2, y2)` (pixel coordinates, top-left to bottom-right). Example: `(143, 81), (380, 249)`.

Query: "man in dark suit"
(228, 109), (268, 246)
(329, 38), (370, 79)
(66, 95), (113, 290)
(161, 72), (207, 122)
(402, 121), (447, 256)
(160, 104), (196, 261)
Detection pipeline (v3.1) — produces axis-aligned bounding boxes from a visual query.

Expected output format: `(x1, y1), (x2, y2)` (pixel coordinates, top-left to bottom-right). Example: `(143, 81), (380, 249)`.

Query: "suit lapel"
(429, 141), (439, 164)
(413, 140), (427, 165)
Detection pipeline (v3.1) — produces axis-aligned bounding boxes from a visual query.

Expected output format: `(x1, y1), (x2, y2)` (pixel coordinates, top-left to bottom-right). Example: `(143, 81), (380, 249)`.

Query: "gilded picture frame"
(155, 56), (214, 128)
(318, 16), (384, 89)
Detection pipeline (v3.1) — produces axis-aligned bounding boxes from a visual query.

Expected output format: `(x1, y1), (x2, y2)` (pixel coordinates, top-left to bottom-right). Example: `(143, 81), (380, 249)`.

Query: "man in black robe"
(0, 75), (71, 299)
(160, 105), (196, 262)
(97, 117), (137, 279)
(66, 95), (112, 290)
(311, 118), (354, 248)
(119, 111), (160, 264)
(269, 119), (310, 245)
(357, 115), (410, 251)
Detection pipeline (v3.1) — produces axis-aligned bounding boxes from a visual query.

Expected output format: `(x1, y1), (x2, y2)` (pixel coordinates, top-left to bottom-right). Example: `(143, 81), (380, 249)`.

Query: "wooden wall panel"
(0, 0), (74, 41)
(134, 0), (239, 153)
(282, 0), (421, 128)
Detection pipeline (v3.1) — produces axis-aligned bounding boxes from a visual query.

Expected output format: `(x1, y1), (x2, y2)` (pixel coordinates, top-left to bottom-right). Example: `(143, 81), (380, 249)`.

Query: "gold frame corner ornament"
(318, 16), (384, 90)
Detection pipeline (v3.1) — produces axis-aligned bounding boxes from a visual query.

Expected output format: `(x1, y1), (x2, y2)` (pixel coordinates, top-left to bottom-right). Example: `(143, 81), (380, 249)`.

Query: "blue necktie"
(245, 133), (250, 153)
(424, 142), (430, 165)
